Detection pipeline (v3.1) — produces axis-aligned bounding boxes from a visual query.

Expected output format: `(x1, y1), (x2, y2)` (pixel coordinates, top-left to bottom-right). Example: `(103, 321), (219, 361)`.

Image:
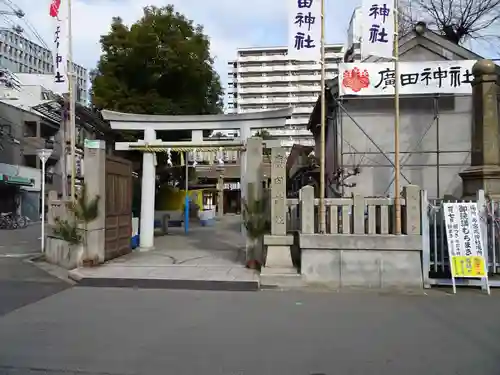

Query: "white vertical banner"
(288, 0), (322, 61)
(49, 0), (69, 92)
(361, 0), (395, 59)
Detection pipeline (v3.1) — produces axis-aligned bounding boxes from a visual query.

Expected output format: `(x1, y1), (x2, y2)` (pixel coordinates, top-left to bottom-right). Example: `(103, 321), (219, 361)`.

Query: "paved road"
(0, 287), (499, 375)
(0, 223), (69, 317)
(0, 258), (69, 317)
(0, 223), (42, 256)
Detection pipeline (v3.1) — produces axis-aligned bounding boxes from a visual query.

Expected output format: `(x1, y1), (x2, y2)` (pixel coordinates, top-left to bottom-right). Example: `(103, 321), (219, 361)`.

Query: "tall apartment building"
(344, 7), (362, 62)
(226, 45), (344, 147)
(0, 29), (88, 104)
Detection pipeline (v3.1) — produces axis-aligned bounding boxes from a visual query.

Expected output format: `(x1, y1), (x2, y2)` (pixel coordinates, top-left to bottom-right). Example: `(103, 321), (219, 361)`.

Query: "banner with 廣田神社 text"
(338, 60), (476, 96)
(287, 0), (321, 61)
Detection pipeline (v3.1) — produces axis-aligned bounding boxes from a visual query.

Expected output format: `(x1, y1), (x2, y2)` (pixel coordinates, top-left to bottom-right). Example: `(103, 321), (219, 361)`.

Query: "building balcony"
(265, 128), (312, 137)
(239, 96), (318, 105)
(238, 64), (338, 73)
(237, 85), (321, 94)
(236, 51), (342, 63)
(237, 74), (337, 83)
(22, 137), (60, 159)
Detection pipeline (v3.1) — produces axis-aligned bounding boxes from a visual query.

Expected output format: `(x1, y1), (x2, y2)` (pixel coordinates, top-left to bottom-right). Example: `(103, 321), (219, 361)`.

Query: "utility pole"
(393, 0), (401, 234)
(67, 0), (76, 200)
(318, 0), (326, 233)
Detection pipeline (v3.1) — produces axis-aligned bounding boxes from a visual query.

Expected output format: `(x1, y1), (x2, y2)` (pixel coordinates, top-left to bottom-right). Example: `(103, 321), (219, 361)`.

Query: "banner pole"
(67, 0), (76, 200)
(394, 0), (401, 234)
(319, 0), (326, 233)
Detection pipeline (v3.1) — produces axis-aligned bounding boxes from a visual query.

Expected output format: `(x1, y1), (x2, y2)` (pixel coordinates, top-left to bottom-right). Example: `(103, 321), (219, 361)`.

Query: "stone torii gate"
(101, 108), (292, 250)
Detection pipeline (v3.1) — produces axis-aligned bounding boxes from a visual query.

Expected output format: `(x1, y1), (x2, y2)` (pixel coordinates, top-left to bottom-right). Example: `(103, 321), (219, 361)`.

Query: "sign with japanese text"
(49, 0), (68, 91)
(339, 60), (476, 96)
(443, 202), (487, 278)
(288, 0), (321, 61)
(361, 0), (395, 59)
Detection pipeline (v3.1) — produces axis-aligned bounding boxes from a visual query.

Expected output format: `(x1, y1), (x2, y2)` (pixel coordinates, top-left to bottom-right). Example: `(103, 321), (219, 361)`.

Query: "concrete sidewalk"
(69, 216), (259, 291)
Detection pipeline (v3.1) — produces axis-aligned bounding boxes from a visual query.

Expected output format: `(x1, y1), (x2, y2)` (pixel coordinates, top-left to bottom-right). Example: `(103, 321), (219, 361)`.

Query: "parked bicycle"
(0, 212), (28, 229)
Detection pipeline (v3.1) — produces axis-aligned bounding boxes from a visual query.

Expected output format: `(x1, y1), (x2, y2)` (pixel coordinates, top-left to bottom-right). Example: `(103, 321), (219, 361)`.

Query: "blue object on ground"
(131, 234), (139, 249)
(184, 195), (190, 233)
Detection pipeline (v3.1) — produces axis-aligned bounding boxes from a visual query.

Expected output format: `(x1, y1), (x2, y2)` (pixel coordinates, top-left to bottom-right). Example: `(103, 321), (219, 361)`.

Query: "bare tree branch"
(402, 0), (500, 44)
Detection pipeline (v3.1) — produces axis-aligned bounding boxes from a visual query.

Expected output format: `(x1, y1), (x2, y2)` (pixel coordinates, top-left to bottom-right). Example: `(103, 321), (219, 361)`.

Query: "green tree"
(91, 5), (223, 116)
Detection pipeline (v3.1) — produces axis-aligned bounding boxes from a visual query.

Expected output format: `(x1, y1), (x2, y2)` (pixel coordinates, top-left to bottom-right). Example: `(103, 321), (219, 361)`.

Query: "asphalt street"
(0, 287), (499, 375)
(0, 222), (69, 316)
(0, 223), (43, 257)
(0, 225), (499, 375)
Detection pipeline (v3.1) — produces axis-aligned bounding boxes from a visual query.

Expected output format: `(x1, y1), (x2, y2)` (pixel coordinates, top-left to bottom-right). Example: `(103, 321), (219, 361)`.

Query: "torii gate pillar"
(140, 128), (157, 250)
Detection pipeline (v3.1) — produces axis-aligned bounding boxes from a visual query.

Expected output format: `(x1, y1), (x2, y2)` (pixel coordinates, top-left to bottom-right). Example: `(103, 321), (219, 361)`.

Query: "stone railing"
(261, 145), (424, 289)
(47, 191), (72, 226)
(287, 185), (421, 235)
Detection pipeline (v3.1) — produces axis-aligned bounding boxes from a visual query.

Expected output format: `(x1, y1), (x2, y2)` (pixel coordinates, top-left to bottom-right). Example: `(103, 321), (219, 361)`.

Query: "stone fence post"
(300, 185), (315, 234)
(402, 185), (421, 235)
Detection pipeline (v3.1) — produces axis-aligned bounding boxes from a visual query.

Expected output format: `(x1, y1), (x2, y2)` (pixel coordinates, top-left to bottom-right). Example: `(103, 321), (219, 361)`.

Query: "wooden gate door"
(105, 155), (133, 260)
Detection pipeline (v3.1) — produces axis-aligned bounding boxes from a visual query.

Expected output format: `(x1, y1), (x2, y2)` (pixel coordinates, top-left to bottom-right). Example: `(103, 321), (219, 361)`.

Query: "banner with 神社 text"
(338, 60), (476, 96)
(361, 0), (395, 59)
(287, 0), (321, 61)
(49, 0), (69, 92)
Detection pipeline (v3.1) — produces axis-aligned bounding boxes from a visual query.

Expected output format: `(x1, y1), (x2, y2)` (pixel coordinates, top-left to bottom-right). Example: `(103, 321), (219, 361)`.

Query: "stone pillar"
(270, 147), (287, 236)
(460, 60), (500, 199)
(402, 185), (421, 235)
(140, 128), (156, 250)
(83, 140), (106, 263)
(241, 136), (261, 239)
(262, 147), (300, 287)
(239, 127), (252, 233)
(217, 173), (224, 217)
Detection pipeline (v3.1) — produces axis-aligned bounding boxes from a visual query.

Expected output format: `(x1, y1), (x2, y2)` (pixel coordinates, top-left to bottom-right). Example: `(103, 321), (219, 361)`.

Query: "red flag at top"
(49, 0), (61, 18)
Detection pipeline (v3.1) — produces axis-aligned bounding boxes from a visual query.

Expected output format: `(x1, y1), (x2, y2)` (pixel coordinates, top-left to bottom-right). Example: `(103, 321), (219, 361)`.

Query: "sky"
(6, 0), (359, 93)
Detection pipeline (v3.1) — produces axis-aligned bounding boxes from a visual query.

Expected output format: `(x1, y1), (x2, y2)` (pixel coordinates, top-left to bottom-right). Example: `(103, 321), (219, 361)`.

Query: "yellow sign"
(451, 256), (486, 278)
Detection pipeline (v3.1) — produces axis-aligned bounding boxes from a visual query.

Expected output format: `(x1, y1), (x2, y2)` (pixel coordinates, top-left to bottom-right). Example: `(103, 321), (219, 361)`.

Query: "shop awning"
(0, 174), (34, 186)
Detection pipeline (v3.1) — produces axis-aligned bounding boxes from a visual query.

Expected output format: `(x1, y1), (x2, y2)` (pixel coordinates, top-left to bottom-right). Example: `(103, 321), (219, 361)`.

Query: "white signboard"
(443, 202), (489, 294)
(339, 60), (476, 96)
(288, 0), (321, 61)
(361, 0), (395, 59)
(49, 0), (69, 92)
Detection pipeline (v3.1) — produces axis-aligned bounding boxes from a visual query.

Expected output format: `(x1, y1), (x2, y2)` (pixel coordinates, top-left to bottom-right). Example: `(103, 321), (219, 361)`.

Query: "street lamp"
(37, 148), (53, 252)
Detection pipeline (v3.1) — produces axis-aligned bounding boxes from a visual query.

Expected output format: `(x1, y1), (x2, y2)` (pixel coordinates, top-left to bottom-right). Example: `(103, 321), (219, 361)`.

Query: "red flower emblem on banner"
(342, 67), (370, 92)
(49, 0), (61, 18)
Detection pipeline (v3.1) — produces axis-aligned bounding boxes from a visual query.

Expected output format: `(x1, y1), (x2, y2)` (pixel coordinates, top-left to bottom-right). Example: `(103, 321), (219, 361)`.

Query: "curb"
(68, 270), (258, 291)
(24, 255), (76, 285)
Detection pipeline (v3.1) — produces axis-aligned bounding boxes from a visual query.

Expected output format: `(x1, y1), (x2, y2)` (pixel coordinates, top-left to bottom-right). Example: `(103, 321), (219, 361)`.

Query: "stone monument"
(460, 59), (500, 199)
(261, 146), (301, 287)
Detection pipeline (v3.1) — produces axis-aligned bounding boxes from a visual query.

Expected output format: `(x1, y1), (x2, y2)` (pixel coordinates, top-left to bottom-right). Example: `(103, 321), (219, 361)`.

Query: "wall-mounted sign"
(339, 60), (476, 96)
(84, 139), (102, 149)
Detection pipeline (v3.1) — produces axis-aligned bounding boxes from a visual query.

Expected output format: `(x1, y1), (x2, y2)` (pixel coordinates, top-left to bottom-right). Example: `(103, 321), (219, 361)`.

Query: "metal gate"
(421, 190), (500, 287)
(105, 155), (133, 260)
